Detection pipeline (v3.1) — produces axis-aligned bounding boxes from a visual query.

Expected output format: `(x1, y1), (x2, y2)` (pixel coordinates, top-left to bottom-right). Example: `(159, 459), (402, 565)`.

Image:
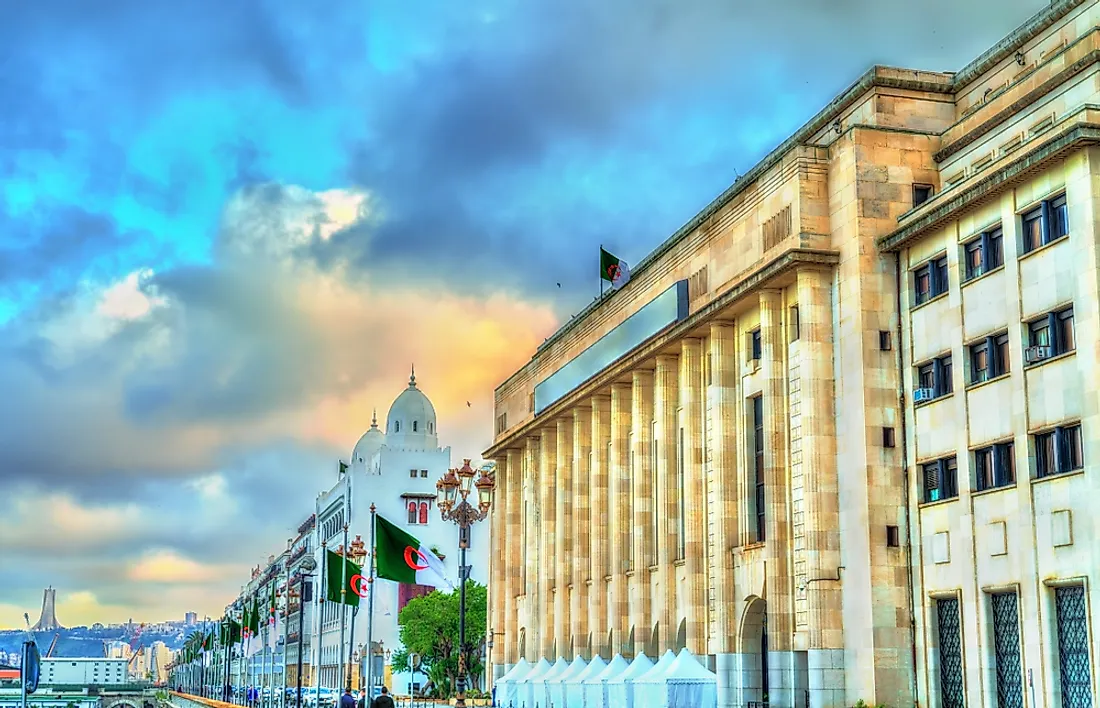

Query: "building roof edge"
(951, 0), (1089, 89)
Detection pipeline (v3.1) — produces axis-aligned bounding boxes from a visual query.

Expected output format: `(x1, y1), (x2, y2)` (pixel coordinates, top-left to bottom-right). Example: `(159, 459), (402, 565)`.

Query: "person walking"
(339, 688), (356, 708)
(368, 686), (394, 708)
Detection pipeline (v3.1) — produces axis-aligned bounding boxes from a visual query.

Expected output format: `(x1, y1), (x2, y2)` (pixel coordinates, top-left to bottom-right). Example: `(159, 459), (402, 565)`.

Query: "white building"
(41, 658), (128, 686)
(313, 369), (490, 696)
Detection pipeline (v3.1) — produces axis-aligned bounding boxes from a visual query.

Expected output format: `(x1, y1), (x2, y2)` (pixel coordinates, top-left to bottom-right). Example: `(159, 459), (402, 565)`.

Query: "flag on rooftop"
(374, 514), (453, 590)
(600, 247), (630, 290)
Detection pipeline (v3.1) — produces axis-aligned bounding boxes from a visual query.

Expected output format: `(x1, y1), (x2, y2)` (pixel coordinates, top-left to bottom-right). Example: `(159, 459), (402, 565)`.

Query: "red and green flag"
(325, 549), (364, 607)
(600, 247), (630, 289)
(374, 514), (453, 589)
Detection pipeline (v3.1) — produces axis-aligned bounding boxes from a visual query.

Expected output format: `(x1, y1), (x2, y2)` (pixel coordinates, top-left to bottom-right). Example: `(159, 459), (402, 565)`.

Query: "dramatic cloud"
(0, 0), (1049, 625)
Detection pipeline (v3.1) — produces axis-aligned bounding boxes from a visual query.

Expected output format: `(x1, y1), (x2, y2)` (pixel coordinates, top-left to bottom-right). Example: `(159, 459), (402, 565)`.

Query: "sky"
(0, 0), (1049, 628)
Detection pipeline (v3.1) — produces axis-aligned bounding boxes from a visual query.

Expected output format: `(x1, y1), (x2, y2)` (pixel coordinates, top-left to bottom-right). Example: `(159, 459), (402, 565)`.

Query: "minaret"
(31, 587), (62, 631)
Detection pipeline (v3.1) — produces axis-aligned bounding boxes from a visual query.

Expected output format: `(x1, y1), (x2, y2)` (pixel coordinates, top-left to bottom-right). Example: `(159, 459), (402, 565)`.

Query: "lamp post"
(293, 556), (318, 708)
(344, 536), (368, 690)
(436, 459), (495, 708)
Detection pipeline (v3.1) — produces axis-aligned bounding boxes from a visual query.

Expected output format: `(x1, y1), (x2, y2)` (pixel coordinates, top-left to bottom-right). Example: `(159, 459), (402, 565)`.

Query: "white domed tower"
(351, 409), (386, 465)
(384, 366), (439, 450)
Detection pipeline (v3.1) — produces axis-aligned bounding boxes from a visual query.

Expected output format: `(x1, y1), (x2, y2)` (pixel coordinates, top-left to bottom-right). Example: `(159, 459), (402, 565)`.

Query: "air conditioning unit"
(1025, 345), (1052, 363)
(913, 388), (936, 403)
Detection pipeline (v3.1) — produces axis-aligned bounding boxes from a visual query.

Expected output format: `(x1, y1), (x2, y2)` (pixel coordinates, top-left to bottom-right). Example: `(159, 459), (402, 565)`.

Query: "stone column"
(760, 290), (794, 706)
(709, 323), (741, 708)
(555, 417), (573, 659)
(679, 339), (707, 655)
(572, 406), (592, 659)
(523, 436), (541, 660)
(505, 447), (523, 666)
(538, 426), (557, 660)
(797, 268), (845, 705)
(491, 454), (507, 679)
(609, 382), (632, 654)
(630, 370), (654, 656)
(653, 353), (679, 649)
(589, 395), (612, 657)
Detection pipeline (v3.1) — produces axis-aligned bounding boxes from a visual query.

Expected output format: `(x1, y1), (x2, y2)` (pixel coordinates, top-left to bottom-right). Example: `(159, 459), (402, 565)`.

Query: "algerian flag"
(325, 549), (364, 607)
(375, 514), (453, 589)
(600, 247), (630, 289)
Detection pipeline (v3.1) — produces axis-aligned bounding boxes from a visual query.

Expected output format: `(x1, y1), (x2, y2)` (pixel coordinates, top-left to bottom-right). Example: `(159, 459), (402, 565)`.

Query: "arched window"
(413, 421), (418, 432)
(429, 422), (433, 433)
(419, 502), (428, 524)
(394, 421), (401, 433)
(407, 502), (417, 524)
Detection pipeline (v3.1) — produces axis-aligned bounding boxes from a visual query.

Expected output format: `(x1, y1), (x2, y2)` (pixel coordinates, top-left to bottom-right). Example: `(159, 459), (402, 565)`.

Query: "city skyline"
(0, 0), (1048, 628)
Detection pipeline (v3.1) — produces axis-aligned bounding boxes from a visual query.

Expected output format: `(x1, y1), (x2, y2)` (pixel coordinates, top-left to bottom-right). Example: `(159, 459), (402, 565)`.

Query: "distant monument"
(30, 587), (62, 631)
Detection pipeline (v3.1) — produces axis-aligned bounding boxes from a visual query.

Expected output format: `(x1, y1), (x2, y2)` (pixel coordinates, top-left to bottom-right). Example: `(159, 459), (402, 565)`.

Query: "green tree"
(396, 583), (487, 698)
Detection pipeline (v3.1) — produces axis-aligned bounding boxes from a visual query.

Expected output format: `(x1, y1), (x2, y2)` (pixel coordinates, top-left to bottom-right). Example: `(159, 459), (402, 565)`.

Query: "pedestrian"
(356, 688), (367, 708)
(368, 686), (394, 708)
(339, 687), (356, 708)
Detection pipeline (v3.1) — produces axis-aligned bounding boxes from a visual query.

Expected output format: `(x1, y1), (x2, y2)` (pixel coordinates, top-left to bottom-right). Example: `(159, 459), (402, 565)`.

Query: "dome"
(385, 366), (438, 449)
(351, 409), (385, 464)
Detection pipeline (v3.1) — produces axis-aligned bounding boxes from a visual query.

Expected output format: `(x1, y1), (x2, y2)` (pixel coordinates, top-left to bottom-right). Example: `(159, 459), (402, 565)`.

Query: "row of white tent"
(494, 648), (717, 708)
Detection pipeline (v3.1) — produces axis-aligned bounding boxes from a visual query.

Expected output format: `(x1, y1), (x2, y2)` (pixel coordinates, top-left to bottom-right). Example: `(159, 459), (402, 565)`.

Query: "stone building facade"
(485, 1), (1099, 706)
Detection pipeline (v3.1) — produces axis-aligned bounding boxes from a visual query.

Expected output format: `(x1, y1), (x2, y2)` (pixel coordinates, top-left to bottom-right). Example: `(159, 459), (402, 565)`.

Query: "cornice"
(951, 0), (1089, 90)
(878, 118), (1100, 252)
(483, 248), (839, 458)
(935, 33), (1100, 163)
(512, 70), (948, 374)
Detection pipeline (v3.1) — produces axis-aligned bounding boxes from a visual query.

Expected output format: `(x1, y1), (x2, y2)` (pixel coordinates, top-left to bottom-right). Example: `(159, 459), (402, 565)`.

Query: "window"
(990, 592), (1024, 708)
(652, 420), (659, 565)
(923, 456), (958, 503)
(788, 305), (800, 342)
(407, 502), (417, 524)
(975, 442), (1015, 491)
(969, 333), (1009, 383)
(886, 526), (900, 547)
(750, 329), (762, 361)
(420, 470), (428, 478)
(412, 420), (418, 432)
(913, 183), (933, 206)
(1054, 586), (1092, 708)
(936, 597), (965, 708)
(913, 255), (948, 305)
(883, 427), (896, 448)
(677, 427), (686, 560)
(916, 354), (952, 401)
(1021, 193), (1069, 253)
(1034, 424), (1083, 478)
(418, 502), (428, 524)
(1027, 307), (1075, 362)
(752, 396), (765, 542)
(963, 226), (1004, 280)
(409, 469), (418, 478)
(879, 330), (892, 351)
(393, 420), (401, 433)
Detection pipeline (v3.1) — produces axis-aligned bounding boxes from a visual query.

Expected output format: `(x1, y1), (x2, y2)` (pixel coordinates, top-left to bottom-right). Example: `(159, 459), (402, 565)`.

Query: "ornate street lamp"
(435, 460), (495, 708)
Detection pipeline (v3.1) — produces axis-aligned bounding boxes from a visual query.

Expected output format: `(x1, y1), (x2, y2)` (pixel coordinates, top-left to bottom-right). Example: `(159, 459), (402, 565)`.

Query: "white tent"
(494, 659), (531, 708)
(583, 654), (632, 708)
(632, 648), (717, 708)
(530, 658), (569, 708)
(545, 656), (586, 708)
(564, 655), (606, 708)
(606, 652), (667, 708)
(514, 658), (551, 708)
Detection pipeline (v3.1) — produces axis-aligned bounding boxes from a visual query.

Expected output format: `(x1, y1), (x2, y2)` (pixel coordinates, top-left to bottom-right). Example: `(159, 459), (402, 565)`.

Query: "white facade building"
(312, 370), (490, 696)
(41, 658), (128, 686)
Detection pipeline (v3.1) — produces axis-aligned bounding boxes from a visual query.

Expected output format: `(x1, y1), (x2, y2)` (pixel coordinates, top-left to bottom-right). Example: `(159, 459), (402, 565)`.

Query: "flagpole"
(318, 540), (327, 696)
(339, 517), (349, 690)
(364, 505), (376, 697)
(599, 244), (604, 301)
